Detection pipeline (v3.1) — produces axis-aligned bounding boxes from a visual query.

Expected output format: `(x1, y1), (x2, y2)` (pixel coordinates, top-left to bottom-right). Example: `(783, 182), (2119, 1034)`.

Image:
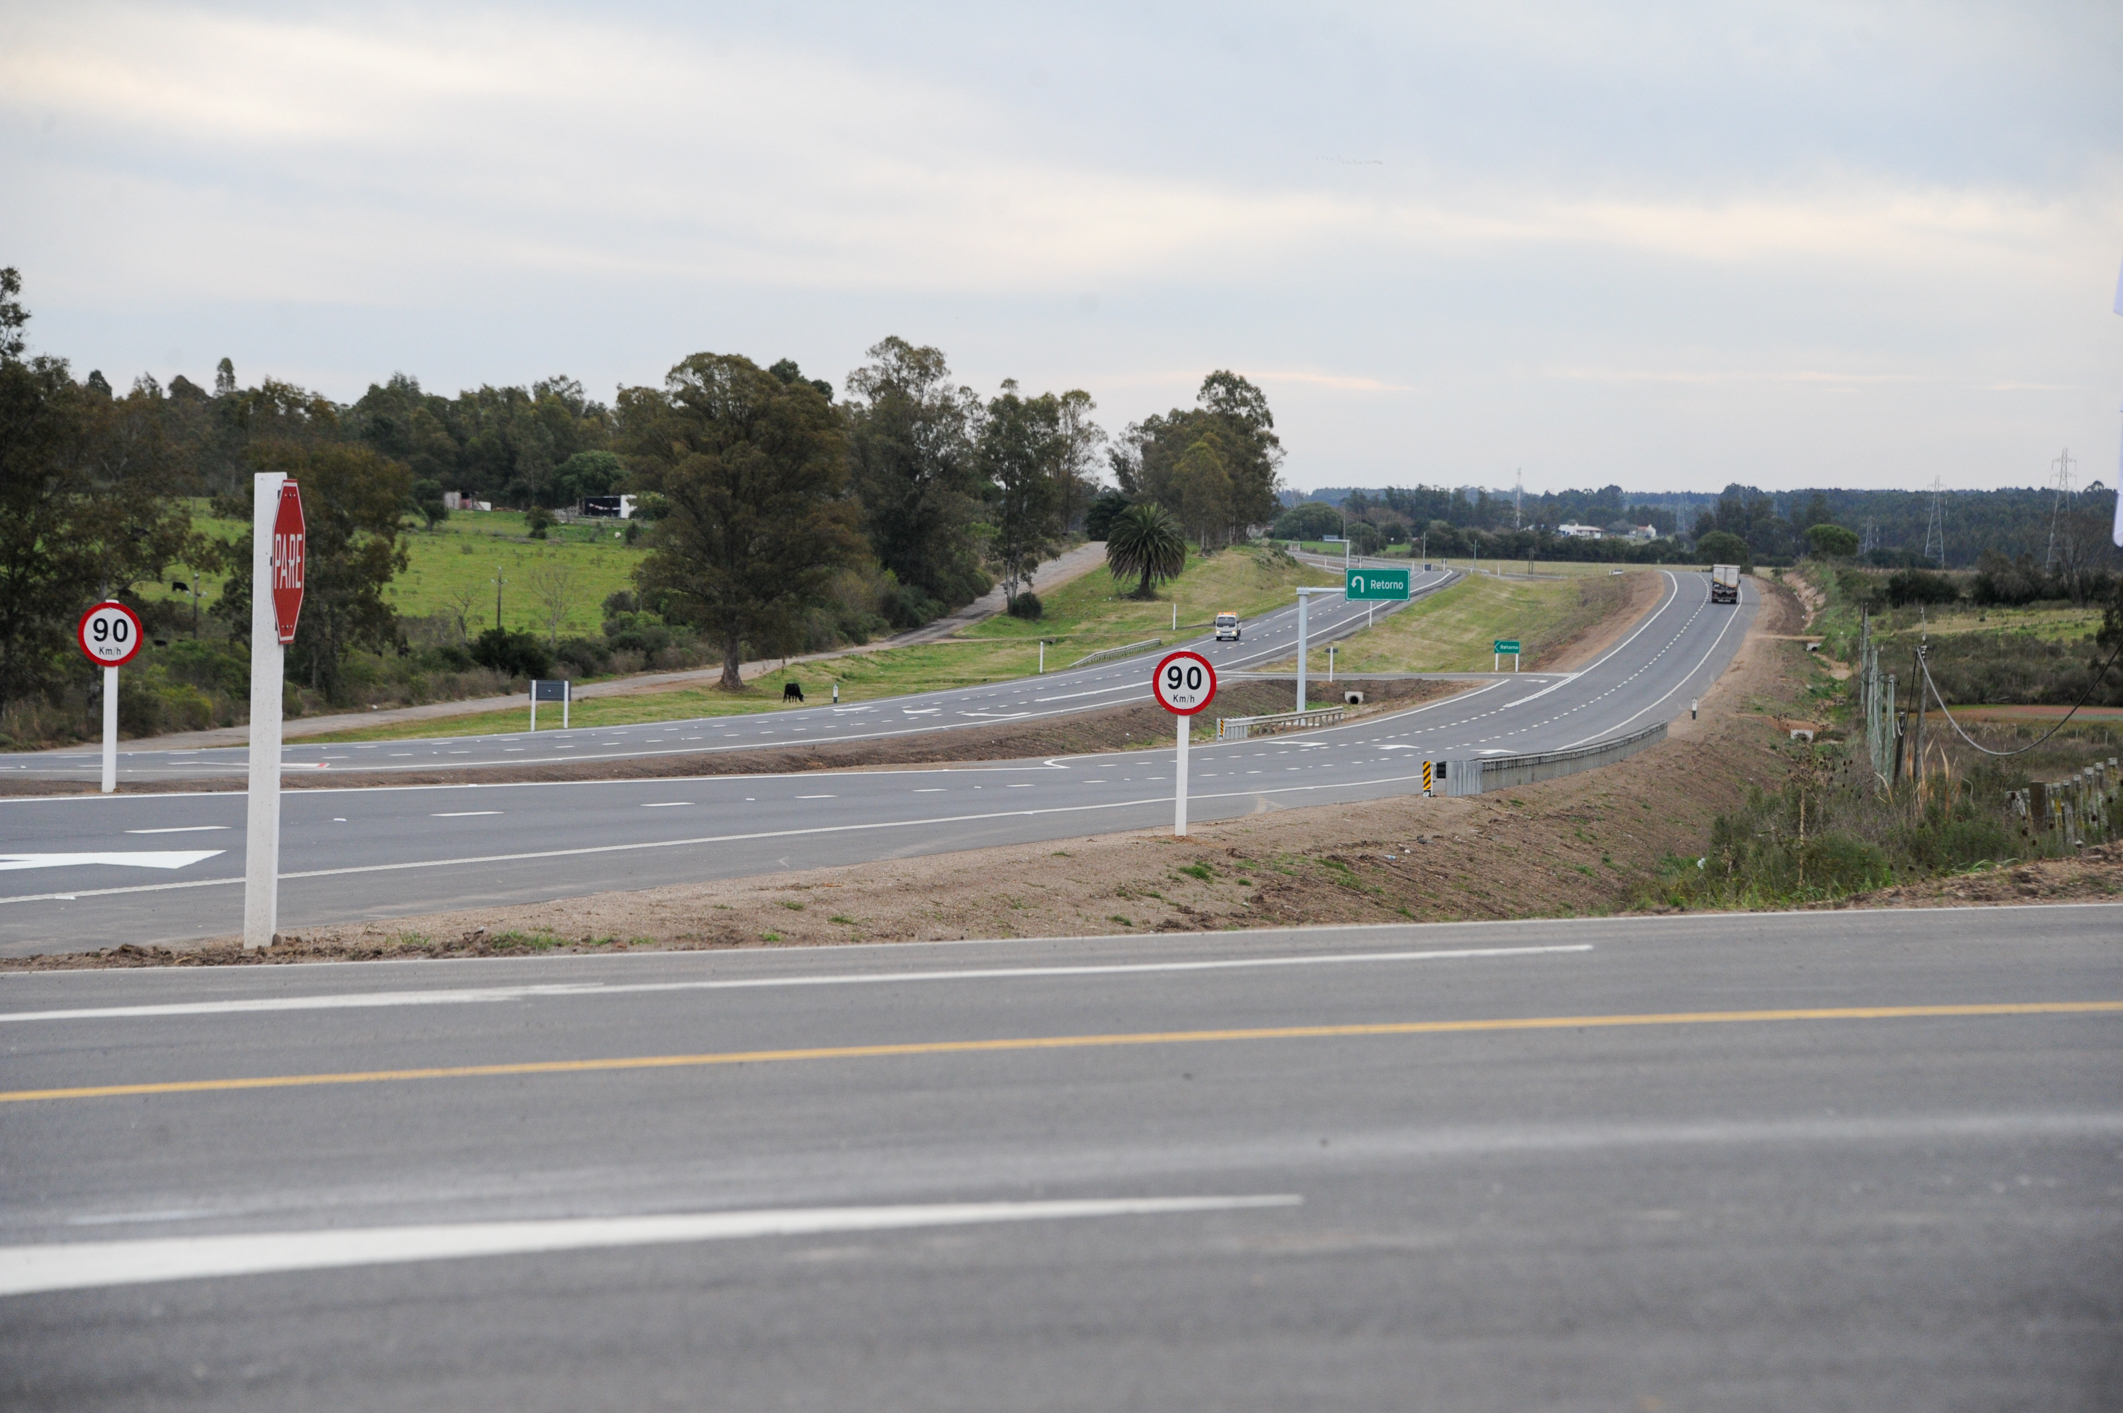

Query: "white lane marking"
(0, 945), (1592, 1023)
(639, 802), (691, 809)
(430, 811), (502, 818)
(122, 826), (230, 835)
(795, 794), (837, 800)
(0, 851), (223, 873)
(0, 1196), (1300, 1297)
(1377, 745), (1417, 751)
(1033, 682), (1143, 703)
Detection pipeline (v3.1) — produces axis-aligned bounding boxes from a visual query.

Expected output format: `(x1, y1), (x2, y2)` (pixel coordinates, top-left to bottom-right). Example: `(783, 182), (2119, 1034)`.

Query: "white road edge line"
(0, 1196), (1302, 1297)
(0, 944), (1593, 1023)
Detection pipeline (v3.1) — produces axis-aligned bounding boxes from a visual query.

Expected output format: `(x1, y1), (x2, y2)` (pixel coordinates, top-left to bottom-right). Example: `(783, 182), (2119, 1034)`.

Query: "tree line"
(0, 266), (1287, 732)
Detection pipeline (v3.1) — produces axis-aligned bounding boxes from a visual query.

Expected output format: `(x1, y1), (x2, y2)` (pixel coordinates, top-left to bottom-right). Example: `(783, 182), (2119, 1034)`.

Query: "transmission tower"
(1859, 519), (1878, 555)
(1921, 477), (1946, 566)
(1513, 469), (1522, 530)
(2042, 447), (2075, 571)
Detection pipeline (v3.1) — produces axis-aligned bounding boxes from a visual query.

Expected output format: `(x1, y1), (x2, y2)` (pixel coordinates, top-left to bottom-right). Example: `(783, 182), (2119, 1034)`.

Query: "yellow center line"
(6, 1001), (2119, 1104)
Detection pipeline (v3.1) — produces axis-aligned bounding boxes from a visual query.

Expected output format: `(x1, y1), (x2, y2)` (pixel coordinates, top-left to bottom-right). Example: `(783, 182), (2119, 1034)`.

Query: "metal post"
(101, 666), (118, 793)
(1175, 712), (1190, 837)
(1038, 641), (1044, 674)
(1296, 591), (1309, 712)
(243, 471), (286, 950)
(833, 682), (840, 703)
(1328, 645), (1335, 682)
(530, 688), (538, 733)
(562, 683), (569, 730)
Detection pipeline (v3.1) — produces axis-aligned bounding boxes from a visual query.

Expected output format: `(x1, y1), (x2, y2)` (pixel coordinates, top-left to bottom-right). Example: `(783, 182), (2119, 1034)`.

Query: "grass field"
(303, 546), (1344, 741)
(1256, 569), (1638, 676)
(141, 504), (647, 640)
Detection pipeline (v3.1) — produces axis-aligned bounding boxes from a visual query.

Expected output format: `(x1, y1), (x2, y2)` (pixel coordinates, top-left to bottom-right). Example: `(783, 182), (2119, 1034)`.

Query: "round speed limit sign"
(77, 600), (145, 668)
(1152, 649), (1217, 715)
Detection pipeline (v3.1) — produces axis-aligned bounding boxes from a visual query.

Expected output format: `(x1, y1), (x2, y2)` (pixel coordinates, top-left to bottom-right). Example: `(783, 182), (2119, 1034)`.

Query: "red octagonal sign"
(271, 480), (306, 645)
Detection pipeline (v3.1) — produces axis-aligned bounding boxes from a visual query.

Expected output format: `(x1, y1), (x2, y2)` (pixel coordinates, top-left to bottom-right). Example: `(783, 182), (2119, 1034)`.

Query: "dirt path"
(13, 578), (1893, 970)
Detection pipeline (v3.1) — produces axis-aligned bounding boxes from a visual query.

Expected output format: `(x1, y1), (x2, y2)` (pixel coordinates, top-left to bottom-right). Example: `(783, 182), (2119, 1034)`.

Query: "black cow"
(782, 682), (805, 703)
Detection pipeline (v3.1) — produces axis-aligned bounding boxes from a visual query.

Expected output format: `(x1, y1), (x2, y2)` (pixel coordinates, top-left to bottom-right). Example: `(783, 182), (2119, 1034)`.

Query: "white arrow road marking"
(0, 1196), (1302, 1296)
(0, 851), (224, 873)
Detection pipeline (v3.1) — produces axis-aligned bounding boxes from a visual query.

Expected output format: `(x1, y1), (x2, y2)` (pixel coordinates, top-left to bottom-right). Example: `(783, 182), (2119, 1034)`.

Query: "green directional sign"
(1493, 639), (1521, 654)
(1345, 567), (1410, 601)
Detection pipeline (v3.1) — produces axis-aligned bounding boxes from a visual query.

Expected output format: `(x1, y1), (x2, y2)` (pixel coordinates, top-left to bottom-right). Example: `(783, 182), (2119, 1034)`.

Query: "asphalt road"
(3, 563), (1454, 786)
(0, 572), (1753, 951)
(2, 905), (2116, 1410)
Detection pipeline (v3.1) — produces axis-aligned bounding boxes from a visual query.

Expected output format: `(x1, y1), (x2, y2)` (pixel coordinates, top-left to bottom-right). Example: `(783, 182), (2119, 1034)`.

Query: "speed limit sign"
(1152, 649), (1217, 715)
(77, 600), (145, 667)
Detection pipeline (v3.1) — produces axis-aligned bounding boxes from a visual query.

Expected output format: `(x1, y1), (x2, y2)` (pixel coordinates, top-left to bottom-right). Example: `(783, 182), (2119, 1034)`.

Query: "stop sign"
(271, 480), (305, 645)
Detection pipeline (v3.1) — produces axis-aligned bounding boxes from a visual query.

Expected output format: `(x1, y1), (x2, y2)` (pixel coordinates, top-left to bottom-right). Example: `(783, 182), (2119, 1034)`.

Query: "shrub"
(1007, 591), (1043, 620)
(524, 505), (554, 540)
(469, 627), (553, 679)
(1883, 568), (1961, 606)
(556, 635), (612, 677)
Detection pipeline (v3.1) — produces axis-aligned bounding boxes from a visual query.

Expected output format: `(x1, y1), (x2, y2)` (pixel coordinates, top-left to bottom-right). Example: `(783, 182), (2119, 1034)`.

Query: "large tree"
(235, 442), (413, 700)
(976, 382), (1067, 603)
(621, 353), (864, 689)
(1111, 371), (1281, 547)
(842, 337), (987, 613)
(0, 275), (191, 713)
(1105, 502), (1188, 600)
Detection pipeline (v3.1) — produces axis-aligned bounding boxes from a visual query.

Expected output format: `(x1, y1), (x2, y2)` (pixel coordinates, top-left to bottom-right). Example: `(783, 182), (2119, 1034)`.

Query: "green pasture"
(1255, 568), (1644, 676)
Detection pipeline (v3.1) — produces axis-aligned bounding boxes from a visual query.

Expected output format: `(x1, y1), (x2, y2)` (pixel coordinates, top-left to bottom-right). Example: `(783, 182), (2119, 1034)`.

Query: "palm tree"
(1105, 502), (1188, 600)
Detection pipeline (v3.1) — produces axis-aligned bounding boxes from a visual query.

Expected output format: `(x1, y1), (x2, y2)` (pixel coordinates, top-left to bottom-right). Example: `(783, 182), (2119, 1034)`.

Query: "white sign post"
(76, 600), (143, 793)
(1152, 649), (1217, 837)
(244, 473), (305, 949)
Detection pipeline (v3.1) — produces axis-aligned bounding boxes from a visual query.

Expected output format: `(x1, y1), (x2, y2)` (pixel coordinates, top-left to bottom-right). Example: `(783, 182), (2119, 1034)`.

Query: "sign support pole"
(101, 667), (118, 793)
(243, 472), (286, 950)
(1295, 591), (1309, 712)
(563, 683), (570, 730)
(1175, 713), (1190, 837)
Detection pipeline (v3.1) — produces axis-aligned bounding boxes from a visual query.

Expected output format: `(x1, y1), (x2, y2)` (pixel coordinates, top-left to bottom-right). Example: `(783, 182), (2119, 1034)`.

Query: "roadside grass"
(300, 545), (1342, 742)
(1254, 570), (1636, 675)
(138, 503), (646, 641)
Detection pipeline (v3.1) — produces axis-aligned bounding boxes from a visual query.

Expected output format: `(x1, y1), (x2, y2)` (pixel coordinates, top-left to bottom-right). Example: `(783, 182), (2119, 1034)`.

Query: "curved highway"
(0, 572), (1753, 952)
(2, 564), (1455, 786)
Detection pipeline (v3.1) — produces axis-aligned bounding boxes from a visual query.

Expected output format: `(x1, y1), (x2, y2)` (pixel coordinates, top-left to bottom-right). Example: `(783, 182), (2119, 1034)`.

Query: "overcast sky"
(3, 1), (2119, 494)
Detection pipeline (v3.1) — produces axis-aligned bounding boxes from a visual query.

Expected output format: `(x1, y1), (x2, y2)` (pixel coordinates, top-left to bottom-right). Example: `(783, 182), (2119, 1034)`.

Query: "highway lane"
(3, 563), (1454, 785)
(0, 572), (1753, 951)
(1, 906), (2116, 1410)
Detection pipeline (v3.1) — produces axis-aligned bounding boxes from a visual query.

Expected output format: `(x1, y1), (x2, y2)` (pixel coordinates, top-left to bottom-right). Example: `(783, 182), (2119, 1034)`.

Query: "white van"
(1214, 612), (1241, 642)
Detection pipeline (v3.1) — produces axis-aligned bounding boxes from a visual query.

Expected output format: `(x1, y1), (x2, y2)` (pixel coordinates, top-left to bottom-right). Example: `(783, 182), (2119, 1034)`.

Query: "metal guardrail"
(1216, 706), (1345, 741)
(1444, 721), (1669, 796)
(1070, 638), (1162, 668)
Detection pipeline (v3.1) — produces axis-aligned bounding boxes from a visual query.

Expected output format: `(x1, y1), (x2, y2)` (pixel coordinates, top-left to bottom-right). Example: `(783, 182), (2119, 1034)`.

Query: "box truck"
(1710, 564), (1741, 604)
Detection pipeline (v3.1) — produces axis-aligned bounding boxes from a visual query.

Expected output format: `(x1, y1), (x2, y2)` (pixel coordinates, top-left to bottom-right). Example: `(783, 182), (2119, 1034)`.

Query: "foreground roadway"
(1, 905), (2116, 1409)
(0, 568), (1749, 946)
(0, 572), (1751, 951)
(3, 566), (1454, 786)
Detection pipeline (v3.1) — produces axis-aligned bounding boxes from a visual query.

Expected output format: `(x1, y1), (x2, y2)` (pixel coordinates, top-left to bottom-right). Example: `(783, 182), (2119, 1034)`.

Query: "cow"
(782, 681), (805, 703)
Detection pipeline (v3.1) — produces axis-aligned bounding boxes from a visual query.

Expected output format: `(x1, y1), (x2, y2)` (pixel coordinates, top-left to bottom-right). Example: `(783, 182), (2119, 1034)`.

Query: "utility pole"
(2043, 448), (2075, 571)
(1921, 478), (1946, 567)
(493, 567), (506, 629)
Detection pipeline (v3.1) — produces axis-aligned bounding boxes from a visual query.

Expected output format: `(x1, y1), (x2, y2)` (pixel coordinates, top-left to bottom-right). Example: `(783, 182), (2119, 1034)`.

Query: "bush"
(524, 505), (554, 539)
(556, 635), (611, 677)
(469, 627), (553, 679)
(1883, 568), (1961, 606)
(602, 611), (673, 666)
(1007, 591), (1043, 620)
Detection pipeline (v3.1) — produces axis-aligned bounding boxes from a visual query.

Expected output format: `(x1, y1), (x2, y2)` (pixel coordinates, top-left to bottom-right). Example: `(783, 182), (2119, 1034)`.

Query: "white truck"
(1213, 612), (1241, 642)
(1710, 564), (1741, 604)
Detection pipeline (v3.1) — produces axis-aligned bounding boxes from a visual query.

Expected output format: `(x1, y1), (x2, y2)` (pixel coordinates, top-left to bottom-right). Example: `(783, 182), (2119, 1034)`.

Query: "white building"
(1557, 522), (1603, 539)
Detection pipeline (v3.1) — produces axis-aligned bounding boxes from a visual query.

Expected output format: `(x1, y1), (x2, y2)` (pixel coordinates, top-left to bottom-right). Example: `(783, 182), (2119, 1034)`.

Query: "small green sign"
(1493, 639), (1521, 654)
(1346, 567), (1410, 601)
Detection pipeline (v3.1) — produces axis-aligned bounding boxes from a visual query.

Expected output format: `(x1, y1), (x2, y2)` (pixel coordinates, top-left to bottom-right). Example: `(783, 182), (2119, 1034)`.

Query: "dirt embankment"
(10, 582), (1840, 971)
